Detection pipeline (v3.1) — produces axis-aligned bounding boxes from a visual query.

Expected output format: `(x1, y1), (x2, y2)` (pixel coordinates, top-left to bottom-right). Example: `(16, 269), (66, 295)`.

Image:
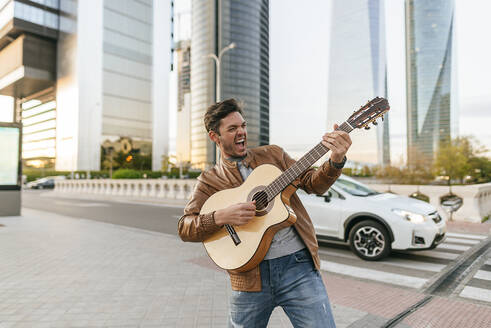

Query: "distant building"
(190, 0), (270, 169)
(175, 40), (191, 163)
(0, 0), (172, 170)
(327, 0), (390, 166)
(405, 0), (457, 166)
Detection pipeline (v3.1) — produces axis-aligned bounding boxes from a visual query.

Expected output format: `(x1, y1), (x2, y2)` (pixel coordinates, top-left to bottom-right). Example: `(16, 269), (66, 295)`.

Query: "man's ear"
(208, 130), (220, 144)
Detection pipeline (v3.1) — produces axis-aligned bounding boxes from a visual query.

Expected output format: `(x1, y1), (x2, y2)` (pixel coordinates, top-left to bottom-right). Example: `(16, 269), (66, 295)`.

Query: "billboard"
(0, 123), (21, 187)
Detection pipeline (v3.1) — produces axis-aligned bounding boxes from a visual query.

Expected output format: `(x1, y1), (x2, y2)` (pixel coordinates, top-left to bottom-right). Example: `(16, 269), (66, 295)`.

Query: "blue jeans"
(228, 249), (336, 328)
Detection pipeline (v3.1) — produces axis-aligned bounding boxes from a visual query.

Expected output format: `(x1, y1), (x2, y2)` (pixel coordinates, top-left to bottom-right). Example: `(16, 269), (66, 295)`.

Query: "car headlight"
(392, 209), (426, 224)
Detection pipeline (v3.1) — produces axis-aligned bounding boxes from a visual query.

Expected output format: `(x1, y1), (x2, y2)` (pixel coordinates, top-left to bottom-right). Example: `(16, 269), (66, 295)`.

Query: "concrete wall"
(367, 182), (491, 223)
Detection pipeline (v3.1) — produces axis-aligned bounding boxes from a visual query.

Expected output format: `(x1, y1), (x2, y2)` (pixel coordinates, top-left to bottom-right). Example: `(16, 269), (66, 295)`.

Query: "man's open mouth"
(235, 139), (245, 148)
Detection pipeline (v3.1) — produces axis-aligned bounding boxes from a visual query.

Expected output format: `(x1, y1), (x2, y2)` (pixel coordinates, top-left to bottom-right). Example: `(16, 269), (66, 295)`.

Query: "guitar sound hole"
(252, 191), (268, 211)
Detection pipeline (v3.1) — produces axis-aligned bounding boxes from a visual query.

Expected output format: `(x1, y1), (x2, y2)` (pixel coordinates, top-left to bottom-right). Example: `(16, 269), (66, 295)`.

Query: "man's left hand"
(321, 124), (352, 163)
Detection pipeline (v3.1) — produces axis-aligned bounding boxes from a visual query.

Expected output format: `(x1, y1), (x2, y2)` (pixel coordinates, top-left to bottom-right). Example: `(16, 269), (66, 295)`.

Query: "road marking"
(405, 250), (459, 260)
(446, 232), (487, 240)
(474, 270), (491, 281)
(459, 286), (491, 303)
(319, 249), (446, 273)
(53, 201), (110, 207)
(320, 260), (428, 289)
(487, 259), (491, 266)
(445, 237), (480, 245)
(437, 243), (471, 252)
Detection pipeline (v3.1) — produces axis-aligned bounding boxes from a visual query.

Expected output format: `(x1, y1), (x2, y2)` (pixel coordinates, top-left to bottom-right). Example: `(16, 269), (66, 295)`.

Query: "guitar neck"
(264, 121), (353, 201)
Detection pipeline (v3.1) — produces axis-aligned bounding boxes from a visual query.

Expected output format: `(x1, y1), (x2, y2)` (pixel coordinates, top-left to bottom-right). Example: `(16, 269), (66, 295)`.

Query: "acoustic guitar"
(201, 97), (390, 272)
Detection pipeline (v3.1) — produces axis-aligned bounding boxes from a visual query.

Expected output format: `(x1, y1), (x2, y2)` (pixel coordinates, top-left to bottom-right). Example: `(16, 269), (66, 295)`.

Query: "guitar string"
(250, 121), (353, 210)
(226, 112), (377, 234)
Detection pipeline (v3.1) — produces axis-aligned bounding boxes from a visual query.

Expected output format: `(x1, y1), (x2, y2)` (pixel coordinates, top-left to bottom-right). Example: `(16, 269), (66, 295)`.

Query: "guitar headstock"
(347, 97), (390, 130)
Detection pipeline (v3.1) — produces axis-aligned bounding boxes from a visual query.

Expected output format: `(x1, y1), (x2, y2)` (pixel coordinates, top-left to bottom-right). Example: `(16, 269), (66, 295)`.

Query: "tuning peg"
(372, 121), (378, 126)
(364, 126), (370, 130)
(382, 116), (384, 121)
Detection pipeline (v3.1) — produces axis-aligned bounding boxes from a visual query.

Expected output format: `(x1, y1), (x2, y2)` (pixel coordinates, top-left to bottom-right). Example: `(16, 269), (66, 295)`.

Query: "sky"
(1, 0), (490, 161)
(270, 0), (491, 162)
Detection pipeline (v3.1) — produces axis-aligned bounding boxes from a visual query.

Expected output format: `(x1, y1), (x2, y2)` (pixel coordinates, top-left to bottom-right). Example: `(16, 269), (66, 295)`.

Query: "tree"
(434, 137), (472, 187)
(405, 146), (434, 184)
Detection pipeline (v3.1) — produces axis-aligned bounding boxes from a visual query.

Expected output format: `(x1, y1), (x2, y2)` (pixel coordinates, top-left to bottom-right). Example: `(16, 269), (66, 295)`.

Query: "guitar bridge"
(225, 224), (241, 246)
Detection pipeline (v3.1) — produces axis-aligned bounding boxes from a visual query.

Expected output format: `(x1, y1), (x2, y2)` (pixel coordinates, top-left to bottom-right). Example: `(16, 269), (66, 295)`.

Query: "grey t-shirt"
(235, 160), (306, 260)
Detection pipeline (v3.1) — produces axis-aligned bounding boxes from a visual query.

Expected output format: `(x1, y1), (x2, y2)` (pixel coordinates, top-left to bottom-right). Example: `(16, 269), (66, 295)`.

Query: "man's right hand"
(214, 201), (256, 226)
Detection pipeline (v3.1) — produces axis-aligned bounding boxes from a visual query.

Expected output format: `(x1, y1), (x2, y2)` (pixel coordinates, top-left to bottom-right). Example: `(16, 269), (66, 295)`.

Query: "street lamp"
(207, 42), (236, 102)
(207, 42), (236, 164)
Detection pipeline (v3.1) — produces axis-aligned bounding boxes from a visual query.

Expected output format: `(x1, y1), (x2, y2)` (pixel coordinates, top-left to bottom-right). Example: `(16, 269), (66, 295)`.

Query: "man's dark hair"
(204, 98), (244, 134)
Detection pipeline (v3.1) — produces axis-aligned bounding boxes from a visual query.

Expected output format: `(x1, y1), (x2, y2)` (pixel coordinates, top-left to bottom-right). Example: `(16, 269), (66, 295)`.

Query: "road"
(23, 190), (491, 306)
(22, 190), (183, 235)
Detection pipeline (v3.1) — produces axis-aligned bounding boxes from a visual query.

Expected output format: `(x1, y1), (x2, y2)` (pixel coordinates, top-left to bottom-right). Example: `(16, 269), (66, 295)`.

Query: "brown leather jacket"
(177, 145), (342, 291)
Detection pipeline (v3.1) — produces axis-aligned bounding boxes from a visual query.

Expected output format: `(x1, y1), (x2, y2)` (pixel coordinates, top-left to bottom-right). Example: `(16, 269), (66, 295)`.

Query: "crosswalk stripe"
(459, 286), (491, 303)
(405, 249), (459, 260)
(320, 260), (427, 289)
(445, 237), (480, 245)
(319, 249), (446, 273)
(437, 243), (471, 251)
(474, 270), (491, 281)
(446, 232), (487, 240)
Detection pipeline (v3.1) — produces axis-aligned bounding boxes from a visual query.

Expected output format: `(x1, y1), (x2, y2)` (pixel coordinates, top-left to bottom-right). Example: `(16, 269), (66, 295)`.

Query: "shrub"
(112, 169), (142, 179)
(142, 171), (163, 179)
(187, 170), (201, 179)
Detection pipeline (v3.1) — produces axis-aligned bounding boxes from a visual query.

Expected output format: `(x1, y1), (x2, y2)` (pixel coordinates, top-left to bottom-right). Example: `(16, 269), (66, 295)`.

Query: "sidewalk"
(0, 208), (490, 328)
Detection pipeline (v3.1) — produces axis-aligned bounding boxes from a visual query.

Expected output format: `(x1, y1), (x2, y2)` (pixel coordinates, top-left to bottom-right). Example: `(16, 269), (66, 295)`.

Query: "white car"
(298, 175), (447, 261)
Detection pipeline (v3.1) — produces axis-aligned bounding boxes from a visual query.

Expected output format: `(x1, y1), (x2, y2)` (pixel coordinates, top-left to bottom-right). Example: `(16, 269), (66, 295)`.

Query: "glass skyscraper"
(327, 0), (390, 166)
(190, 0), (269, 169)
(406, 0), (456, 166)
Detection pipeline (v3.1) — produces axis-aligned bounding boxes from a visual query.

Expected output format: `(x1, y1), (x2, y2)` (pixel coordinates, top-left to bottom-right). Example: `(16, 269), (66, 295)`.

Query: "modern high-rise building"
(0, 0), (172, 171)
(175, 39), (191, 163)
(405, 0), (457, 166)
(327, 0), (390, 166)
(190, 0), (269, 169)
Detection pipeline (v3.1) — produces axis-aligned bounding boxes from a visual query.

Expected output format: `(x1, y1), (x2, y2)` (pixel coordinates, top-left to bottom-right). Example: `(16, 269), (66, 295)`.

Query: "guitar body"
(201, 164), (297, 272)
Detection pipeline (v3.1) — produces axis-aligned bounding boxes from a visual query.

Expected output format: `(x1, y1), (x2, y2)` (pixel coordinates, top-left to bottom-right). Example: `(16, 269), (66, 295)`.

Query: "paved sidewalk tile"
(3, 208), (489, 327)
(404, 296), (491, 328)
(0, 209), (355, 327)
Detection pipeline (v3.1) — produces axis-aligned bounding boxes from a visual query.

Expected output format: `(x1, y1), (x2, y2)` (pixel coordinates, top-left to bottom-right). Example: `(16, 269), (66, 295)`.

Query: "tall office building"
(175, 39), (191, 163)
(0, 0), (172, 171)
(190, 0), (269, 169)
(327, 0), (390, 166)
(406, 0), (457, 166)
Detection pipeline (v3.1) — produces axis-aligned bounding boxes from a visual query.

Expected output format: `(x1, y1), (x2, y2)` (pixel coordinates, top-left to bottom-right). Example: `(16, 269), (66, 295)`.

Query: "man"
(178, 99), (351, 327)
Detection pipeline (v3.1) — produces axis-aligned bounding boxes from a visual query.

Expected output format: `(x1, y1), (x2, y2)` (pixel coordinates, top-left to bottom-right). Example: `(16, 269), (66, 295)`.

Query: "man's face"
(210, 111), (248, 158)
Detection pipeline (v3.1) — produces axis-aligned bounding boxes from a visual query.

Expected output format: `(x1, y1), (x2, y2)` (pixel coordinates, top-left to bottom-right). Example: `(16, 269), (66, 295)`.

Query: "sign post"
(0, 122), (22, 216)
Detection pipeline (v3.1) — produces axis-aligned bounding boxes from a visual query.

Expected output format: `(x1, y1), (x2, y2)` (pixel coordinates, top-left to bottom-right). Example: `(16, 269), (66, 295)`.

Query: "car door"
(298, 188), (344, 238)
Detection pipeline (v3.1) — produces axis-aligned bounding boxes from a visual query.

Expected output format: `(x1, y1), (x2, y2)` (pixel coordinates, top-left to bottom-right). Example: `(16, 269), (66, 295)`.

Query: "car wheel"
(39, 185), (43, 190)
(349, 220), (391, 261)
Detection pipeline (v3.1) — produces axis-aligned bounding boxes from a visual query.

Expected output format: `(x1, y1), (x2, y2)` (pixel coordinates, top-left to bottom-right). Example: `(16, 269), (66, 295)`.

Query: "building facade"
(190, 0), (269, 169)
(327, 0), (390, 166)
(405, 0), (457, 166)
(0, 0), (172, 171)
(175, 39), (191, 163)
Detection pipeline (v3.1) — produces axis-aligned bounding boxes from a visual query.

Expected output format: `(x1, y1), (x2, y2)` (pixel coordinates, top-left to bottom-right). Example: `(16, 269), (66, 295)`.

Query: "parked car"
(26, 176), (66, 189)
(299, 174), (447, 261)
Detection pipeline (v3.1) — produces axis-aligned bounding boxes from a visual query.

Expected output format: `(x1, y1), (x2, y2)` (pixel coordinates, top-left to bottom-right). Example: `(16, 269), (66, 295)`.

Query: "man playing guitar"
(178, 98), (351, 327)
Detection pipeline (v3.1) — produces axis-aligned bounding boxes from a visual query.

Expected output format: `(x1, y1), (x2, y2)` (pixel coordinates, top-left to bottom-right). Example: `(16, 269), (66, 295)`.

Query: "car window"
(333, 178), (379, 197)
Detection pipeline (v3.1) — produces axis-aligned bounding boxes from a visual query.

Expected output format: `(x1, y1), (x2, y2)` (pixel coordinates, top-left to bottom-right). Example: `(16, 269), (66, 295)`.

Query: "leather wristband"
(329, 156), (347, 169)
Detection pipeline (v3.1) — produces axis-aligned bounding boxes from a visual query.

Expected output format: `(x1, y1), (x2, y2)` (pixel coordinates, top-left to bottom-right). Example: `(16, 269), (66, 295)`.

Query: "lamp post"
(207, 42), (236, 102)
(207, 42), (236, 164)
